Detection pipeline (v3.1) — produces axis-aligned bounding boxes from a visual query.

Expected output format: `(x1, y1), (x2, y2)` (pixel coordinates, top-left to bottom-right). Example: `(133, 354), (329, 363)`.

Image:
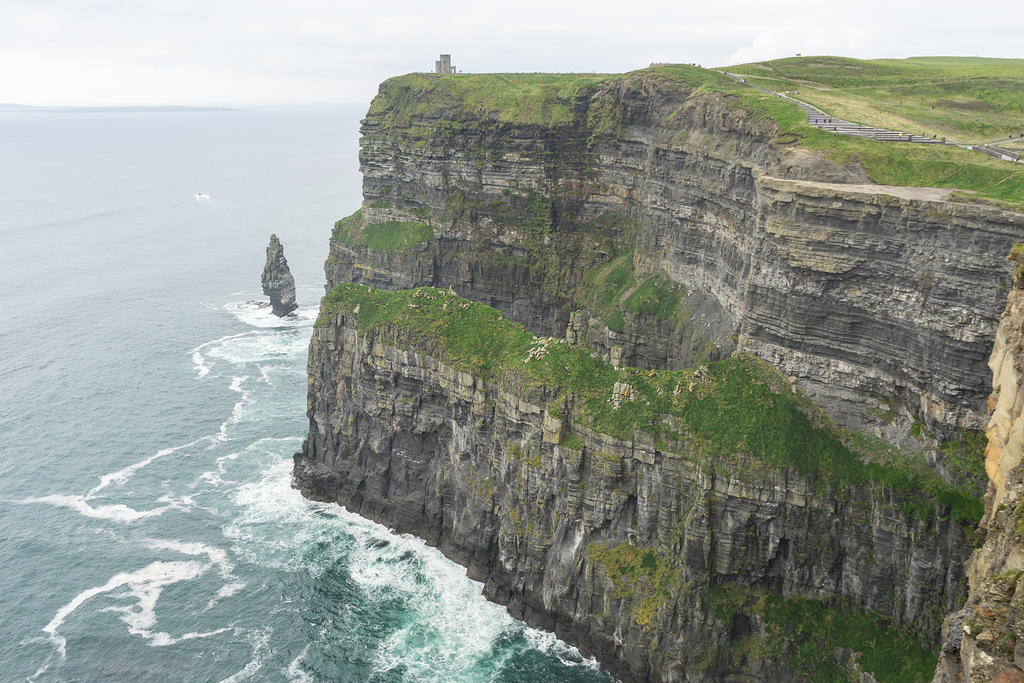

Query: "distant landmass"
(0, 103), (238, 113)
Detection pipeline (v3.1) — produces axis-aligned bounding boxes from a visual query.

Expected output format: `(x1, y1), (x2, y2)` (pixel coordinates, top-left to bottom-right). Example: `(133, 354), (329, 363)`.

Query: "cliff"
(299, 66), (1024, 681)
(935, 248), (1024, 682)
(262, 233), (298, 316)
(329, 68), (1024, 450)
(296, 285), (975, 682)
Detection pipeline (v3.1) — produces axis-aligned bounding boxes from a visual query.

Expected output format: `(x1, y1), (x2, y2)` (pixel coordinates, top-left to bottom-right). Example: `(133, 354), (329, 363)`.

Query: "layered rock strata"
(296, 287), (973, 682)
(328, 70), (1024, 441)
(936, 250), (1024, 682)
(300, 68), (1024, 681)
(262, 233), (298, 316)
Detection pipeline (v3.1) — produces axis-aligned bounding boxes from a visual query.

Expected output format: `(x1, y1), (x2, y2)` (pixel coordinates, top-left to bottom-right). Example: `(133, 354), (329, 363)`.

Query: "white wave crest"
(223, 459), (604, 680)
(190, 331), (263, 379)
(88, 435), (213, 496)
(18, 494), (184, 523)
(522, 628), (603, 670)
(146, 539), (234, 578)
(39, 560), (207, 665)
(146, 539), (246, 611)
(285, 644), (313, 683)
(223, 299), (319, 330)
(207, 331), (311, 366)
(34, 537), (248, 679)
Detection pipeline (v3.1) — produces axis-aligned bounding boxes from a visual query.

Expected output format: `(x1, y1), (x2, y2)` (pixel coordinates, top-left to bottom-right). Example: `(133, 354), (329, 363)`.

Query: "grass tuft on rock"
(362, 221), (433, 251)
(332, 208), (363, 247)
(318, 283), (982, 525)
(710, 583), (938, 683)
(330, 211), (433, 252)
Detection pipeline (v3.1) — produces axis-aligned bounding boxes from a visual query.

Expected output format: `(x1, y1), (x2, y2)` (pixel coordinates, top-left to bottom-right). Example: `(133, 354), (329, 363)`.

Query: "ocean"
(0, 107), (614, 682)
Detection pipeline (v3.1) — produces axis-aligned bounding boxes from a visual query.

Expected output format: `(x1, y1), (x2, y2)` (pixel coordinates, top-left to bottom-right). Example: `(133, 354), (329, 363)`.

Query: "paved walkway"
(718, 71), (1023, 164)
(721, 72), (944, 144)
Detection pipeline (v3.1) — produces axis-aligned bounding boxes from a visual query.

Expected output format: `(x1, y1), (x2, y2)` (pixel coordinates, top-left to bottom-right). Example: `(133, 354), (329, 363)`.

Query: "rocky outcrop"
(262, 233), (297, 316)
(936, 250), (1024, 682)
(299, 68), (1024, 681)
(328, 71), (1024, 444)
(295, 287), (973, 682)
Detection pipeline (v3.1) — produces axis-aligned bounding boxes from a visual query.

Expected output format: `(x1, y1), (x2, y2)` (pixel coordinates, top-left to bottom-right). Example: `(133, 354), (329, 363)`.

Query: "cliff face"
(936, 252), (1024, 682)
(328, 71), (1024, 445)
(295, 287), (972, 682)
(262, 233), (298, 316)
(300, 68), (1024, 681)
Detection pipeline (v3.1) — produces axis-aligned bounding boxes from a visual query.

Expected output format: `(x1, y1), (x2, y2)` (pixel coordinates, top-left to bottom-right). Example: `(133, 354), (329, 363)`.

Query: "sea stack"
(261, 234), (297, 317)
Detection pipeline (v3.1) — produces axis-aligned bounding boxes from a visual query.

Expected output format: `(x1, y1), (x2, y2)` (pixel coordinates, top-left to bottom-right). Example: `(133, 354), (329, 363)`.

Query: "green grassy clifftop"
(724, 55), (1024, 143)
(368, 60), (1024, 210)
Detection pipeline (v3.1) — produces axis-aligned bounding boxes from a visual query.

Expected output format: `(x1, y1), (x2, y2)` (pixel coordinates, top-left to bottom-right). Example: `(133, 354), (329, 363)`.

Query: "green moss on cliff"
(710, 584), (937, 682)
(586, 542), (679, 631)
(332, 208), (362, 247)
(363, 221), (433, 251)
(319, 283), (982, 524)
(330, 210), (433, 252)
(622, 275), (682, 319)
(939, 428), (989, 496)
(577, 254), (684, 332)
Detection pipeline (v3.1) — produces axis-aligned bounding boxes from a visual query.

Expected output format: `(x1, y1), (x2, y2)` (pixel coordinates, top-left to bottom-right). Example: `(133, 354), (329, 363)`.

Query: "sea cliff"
(328, 68), (1024, 443)
(296, 285), (975, 681)
(935, 249), (1024, 682)
(297, 66), (1024, 681)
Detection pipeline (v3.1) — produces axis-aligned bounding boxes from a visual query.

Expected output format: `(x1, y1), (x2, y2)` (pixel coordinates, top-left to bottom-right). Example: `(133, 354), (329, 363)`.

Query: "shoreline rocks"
(261, 233), (297, 317)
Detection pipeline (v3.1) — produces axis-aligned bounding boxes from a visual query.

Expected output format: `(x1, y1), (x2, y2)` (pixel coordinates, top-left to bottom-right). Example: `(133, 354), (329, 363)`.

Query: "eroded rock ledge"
(328, 70), (1024, 446)
(300, 68), (1024, 681)
(936, 249), (1024, 682)
(295, 285), (975, 682)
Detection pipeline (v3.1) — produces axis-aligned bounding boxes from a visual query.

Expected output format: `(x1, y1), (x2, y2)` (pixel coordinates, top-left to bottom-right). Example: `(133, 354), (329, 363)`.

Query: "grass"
(319, 284), (982, 525)
(362, 221), (433, 252)
(724, 56), (1024, 144)
(622, 275), (682, 319)
(710, 584), (937, 682)
(330, 210), (434, 252)
(332, 208), (362, 247)
(369, 61), (1024, 212)
(705, 74), (1024, 210)
(369, 72), (614, 127)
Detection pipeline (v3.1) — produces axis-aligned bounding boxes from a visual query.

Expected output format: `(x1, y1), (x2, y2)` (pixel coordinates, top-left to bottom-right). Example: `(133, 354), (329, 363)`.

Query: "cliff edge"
(936, 248), (1024, 682)
(298, 65), (1024, 681)
(296, 285), (975, 682)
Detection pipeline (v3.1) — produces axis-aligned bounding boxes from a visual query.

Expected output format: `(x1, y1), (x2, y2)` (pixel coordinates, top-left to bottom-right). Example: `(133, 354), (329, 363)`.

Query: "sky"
(2, 0), (1022, 107)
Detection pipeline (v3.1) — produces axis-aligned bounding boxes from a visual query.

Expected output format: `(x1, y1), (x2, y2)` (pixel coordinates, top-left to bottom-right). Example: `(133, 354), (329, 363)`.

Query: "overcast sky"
(2, 0), (1021, 106)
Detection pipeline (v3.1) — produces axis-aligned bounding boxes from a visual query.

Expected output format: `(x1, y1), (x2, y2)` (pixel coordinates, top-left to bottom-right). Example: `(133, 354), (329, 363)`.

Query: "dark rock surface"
(299, 70), (1024, 681)
(262, 233), (297, 317)
(327, 73), (1024, 442)
(935, 252), (1024, 682)
(295, 311), (972, 682)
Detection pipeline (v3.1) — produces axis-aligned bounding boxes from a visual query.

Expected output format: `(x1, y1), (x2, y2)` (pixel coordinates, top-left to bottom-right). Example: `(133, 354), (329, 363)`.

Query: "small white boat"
(194, 192), (210, 201)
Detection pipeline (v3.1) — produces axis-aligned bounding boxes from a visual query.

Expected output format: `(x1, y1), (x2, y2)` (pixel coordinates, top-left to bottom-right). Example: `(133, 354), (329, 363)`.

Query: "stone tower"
(434, 54), (455, 74)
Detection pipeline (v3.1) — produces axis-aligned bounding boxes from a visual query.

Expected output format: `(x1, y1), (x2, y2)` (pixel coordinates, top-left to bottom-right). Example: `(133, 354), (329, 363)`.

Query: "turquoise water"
(0, 108), (613, 682)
